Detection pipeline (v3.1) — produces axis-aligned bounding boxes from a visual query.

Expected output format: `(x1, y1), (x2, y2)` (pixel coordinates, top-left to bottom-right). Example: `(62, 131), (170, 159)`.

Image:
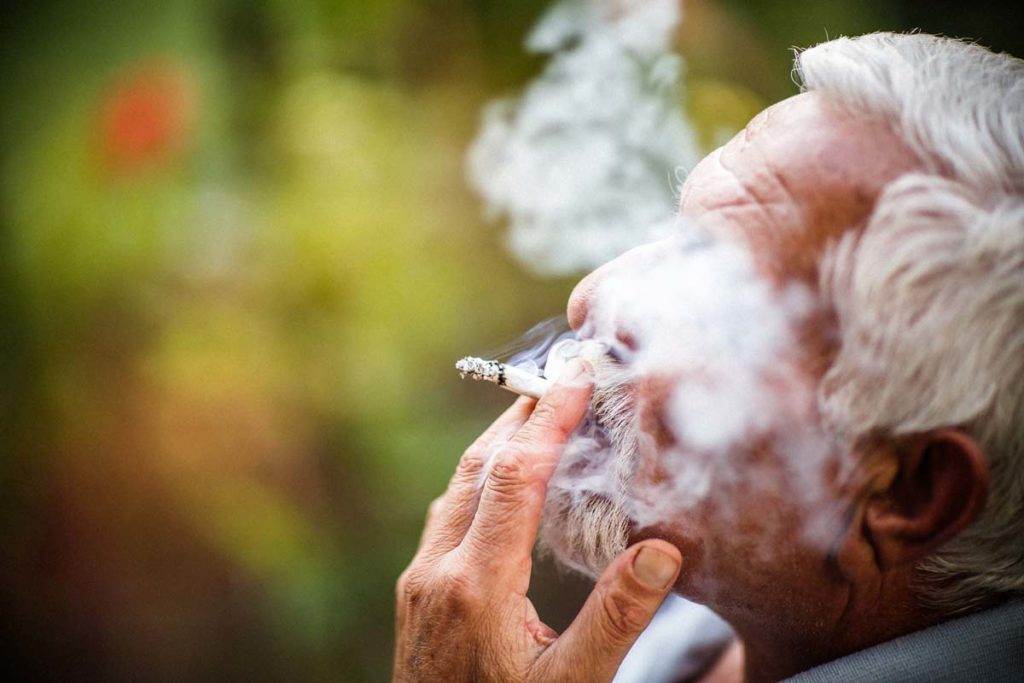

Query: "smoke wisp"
(467, 0), (700, 276)
(463, 0), (849, 597)
(533, 230), (846, 589)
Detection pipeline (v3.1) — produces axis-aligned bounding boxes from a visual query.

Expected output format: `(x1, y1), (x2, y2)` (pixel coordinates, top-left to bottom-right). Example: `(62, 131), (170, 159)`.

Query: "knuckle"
(456, 446), (489, 478)
(396, 556), (483, 617)
(427, 497), (445, 521)
(599, 587), (648, 642)
(487, 448), (531, 492)
(434, 557), (483, 614)
(396, 565), (429, 605)
(442, 570), (479, 609)
(396, 569), (414, 602)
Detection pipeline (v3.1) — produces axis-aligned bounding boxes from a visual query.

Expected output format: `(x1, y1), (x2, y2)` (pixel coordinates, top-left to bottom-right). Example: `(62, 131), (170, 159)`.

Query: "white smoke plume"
(463, 0), (847, 589)
(467, 0), (700, 276)
(535, 230), (845, 580)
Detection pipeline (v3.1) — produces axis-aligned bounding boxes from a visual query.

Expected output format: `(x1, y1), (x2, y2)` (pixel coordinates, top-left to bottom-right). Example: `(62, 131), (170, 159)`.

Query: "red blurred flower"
(99, 60), (196, 174)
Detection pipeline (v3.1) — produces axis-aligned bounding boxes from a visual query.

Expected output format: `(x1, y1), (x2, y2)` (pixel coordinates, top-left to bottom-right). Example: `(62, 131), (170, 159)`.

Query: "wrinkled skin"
(396, 92), (989, 682)
(568, 92), (986, 681)
(569, 91), (924, 622)
(394, 362), (683, 682)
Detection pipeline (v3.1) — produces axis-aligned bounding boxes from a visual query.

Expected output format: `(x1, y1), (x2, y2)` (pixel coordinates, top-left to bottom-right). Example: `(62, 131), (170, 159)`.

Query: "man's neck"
(727, 575), (941, 682)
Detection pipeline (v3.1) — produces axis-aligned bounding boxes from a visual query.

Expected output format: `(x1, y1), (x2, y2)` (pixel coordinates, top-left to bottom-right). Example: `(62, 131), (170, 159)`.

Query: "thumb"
(540, 541), (681, 682)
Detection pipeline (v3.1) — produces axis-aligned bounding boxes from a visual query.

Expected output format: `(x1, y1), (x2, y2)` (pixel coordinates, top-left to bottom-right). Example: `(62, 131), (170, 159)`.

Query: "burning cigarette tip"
(456, 357), (505, 385)
(455, 356), (551, 399)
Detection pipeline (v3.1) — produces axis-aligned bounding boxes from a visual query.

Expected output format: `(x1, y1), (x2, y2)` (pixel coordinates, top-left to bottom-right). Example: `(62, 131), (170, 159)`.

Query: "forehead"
(678, 92), (920, 283)
(567, 93), (921, 331)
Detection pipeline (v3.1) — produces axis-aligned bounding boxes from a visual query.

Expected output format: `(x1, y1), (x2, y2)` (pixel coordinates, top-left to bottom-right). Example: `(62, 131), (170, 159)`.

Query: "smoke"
(584, 233), (818, 457)
(467, 0), (700, 276)
(495, 317), (575, 376)
(531, 230), (847, 582)
(463, 0), (848, 591)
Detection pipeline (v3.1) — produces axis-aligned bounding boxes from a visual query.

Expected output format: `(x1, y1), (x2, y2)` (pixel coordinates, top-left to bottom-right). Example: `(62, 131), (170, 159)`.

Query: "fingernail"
(634, 546), (679, 590)
(557, 358), (589, 383)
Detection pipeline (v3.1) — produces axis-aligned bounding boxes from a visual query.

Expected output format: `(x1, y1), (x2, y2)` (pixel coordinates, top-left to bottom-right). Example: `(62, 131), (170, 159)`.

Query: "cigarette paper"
(455, 357), (552, 399)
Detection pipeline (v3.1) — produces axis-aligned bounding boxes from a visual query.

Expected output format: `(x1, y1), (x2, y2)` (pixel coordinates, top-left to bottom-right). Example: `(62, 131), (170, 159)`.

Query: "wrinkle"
(715, 140), (806, 234)
(766, 161), (801, 211)
(713, 146), (763, 208)
(700, 196), (790, 213)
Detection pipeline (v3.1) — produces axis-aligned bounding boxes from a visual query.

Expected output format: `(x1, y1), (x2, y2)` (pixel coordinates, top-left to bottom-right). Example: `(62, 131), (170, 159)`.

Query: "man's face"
(545, 92), (920, 633)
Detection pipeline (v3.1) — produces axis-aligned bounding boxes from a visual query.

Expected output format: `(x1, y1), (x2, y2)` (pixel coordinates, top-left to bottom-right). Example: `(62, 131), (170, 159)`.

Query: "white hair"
(795, 33), (1024, 614)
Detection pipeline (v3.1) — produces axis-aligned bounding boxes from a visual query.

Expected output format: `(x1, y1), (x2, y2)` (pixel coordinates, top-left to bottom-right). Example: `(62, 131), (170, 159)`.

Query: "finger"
(415, 494), (446, 553)
(461, 359), (593, 575)
(537, 540), (682, 682)
(418, 396), (535, 558)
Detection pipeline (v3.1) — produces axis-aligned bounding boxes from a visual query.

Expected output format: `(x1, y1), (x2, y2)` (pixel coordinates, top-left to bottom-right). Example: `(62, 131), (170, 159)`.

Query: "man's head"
(539, 32), (1024, 644)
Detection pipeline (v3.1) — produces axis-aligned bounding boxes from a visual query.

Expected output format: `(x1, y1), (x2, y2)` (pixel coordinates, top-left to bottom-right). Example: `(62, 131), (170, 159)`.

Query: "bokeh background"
(2, 0), (1020, 680)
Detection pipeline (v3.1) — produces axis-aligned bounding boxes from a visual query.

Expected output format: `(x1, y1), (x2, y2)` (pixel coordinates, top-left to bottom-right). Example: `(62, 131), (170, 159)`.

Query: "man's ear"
(864, 429), (989, 570)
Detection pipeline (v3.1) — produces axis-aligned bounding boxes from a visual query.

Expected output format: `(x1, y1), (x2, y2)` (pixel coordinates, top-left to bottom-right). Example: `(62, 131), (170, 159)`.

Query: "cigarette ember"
(456, 357), (552, 399)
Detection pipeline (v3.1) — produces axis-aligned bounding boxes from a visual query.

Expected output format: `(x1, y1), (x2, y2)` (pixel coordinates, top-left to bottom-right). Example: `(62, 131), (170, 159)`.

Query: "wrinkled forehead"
(678, 92), (921, 285)
(569, 92), (921, 332)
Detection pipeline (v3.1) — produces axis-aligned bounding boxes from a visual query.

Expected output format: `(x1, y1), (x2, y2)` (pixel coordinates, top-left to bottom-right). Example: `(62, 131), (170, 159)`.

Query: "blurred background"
(1, 0), (1020, 680)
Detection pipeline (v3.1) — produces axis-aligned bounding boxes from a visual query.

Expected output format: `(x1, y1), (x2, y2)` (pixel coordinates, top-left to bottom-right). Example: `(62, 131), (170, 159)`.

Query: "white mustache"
(539, 356), (639, 577)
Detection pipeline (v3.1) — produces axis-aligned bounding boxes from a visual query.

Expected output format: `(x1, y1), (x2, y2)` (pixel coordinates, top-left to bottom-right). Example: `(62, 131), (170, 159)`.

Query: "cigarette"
(455, 357), (552, 399)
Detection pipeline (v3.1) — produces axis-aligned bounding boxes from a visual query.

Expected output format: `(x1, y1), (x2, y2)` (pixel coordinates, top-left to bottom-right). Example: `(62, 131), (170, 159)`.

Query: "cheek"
(630, 375), (680, 484)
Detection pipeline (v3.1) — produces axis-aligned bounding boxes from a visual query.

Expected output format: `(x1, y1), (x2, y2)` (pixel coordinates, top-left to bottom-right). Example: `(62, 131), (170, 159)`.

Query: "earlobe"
(864, 429), (989, 570)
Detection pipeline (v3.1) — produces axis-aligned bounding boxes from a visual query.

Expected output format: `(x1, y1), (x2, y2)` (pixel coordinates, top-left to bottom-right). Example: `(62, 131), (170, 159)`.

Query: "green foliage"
(1, 1), (1018, 680)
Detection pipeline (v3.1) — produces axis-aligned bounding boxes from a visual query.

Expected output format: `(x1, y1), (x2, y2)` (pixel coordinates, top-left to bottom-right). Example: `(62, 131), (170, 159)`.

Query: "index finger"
(460, 359), (593, 577)
(416, 396), (536, 560)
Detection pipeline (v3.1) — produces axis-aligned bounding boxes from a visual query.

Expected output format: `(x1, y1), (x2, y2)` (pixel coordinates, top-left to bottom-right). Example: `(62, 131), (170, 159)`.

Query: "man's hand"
(394, 360), (682, 682)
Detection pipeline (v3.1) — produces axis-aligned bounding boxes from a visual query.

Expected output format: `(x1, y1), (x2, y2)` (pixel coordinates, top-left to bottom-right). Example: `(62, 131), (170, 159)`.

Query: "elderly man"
(394, 32), (1024, 682)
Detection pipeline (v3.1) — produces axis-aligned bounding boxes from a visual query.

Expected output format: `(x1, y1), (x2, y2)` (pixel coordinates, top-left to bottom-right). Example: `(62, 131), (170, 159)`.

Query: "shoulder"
(786, 600), (1024, 683)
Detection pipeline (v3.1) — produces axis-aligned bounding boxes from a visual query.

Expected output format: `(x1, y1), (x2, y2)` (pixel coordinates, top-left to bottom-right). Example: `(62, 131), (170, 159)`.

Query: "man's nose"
(567, 240), (669, 331)
(567, 266), (606, 331)
(569, 259), (614, 331)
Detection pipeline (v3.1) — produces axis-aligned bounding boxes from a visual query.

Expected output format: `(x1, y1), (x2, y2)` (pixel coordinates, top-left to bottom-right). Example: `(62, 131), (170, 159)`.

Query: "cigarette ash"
(455, 331), (607, 397)
(456, 356), (506, 386)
